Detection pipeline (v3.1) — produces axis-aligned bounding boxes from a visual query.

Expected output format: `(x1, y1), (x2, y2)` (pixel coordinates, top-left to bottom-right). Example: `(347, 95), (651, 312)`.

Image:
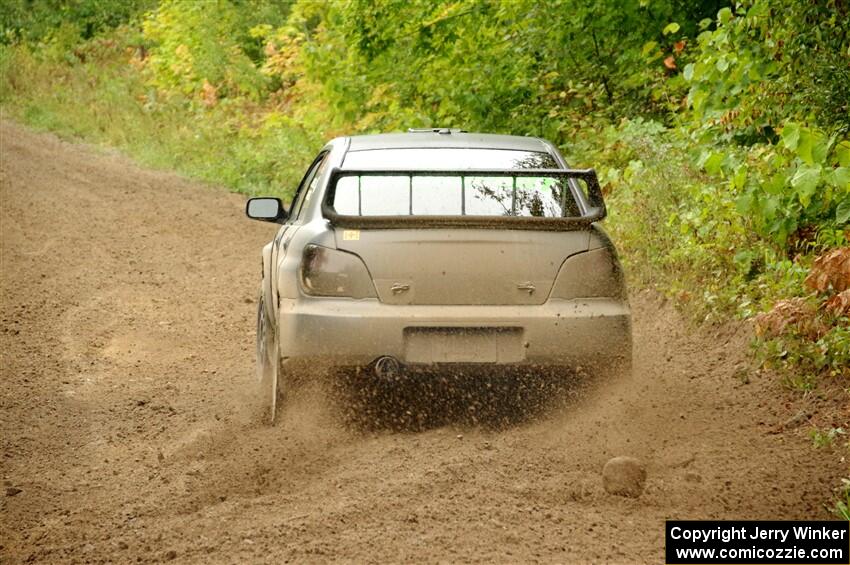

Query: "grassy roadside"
(0, 37), (318, 199)
(2, 29), (848, 516)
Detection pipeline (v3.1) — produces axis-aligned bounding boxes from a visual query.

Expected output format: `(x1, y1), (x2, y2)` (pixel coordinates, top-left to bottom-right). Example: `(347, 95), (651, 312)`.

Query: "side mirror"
(246, 197), (287, 223)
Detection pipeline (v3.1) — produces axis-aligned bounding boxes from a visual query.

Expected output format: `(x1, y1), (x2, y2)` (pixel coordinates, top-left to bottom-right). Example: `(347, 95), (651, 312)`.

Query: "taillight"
(549, 247), (627, 300)
(299, 244), (377, 298)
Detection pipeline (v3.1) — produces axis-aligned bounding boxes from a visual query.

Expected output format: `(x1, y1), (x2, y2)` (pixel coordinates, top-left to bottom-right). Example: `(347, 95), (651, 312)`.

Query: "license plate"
(403, 327), (524, 364)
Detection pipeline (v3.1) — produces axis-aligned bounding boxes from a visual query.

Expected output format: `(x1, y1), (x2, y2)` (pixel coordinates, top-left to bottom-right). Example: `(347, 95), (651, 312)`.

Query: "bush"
(141, 0), (269, 100)
(1, 0), (155, 45)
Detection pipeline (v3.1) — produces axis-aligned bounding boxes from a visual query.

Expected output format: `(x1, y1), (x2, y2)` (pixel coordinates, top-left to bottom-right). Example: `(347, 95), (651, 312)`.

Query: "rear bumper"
(277, 297), (631, 373)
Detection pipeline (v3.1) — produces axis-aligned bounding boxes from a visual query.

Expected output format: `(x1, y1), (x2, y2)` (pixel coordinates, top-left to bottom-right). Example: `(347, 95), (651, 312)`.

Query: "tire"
(256, 293), (280, 424)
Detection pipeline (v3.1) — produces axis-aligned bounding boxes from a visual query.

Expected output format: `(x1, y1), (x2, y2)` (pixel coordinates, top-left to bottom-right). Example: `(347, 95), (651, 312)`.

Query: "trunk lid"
(335, 228), (589, 305)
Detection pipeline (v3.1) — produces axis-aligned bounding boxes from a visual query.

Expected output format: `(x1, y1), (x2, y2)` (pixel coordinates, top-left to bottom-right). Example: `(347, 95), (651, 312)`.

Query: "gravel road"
(0, 121), (842, 563)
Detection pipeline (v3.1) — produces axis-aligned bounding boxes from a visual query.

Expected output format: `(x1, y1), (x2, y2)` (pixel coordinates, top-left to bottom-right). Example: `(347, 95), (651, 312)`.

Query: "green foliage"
(758, 323), (850, 382)
(712, 124), (850, 247)
(683, 0), (850, 249)
(810, 427), (847, 449)
(684, 0), (850, 139)
(295, 0), (722, 138)
(0, 0), (155, 45)
(141, 0), (271, 99)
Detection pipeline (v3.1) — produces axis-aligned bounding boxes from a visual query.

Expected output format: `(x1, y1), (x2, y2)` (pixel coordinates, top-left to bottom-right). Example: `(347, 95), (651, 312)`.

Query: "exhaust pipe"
(374, 356), (402, 381)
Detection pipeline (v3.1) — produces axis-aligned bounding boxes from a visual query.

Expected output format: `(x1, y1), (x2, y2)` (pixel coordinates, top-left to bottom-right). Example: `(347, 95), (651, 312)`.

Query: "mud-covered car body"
(248, 130), (631, 419)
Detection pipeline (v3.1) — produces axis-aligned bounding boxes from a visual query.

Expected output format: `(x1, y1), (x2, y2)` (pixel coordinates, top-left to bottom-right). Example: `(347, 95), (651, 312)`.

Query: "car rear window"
(334, 149), (581, 218)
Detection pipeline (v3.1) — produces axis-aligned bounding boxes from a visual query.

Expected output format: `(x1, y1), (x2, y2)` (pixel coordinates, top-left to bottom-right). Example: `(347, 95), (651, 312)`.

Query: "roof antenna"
(407, 128), (467, 134)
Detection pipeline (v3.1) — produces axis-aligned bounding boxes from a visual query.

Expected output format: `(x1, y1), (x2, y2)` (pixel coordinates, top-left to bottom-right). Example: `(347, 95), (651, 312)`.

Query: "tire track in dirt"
(0, 121), (843, 563)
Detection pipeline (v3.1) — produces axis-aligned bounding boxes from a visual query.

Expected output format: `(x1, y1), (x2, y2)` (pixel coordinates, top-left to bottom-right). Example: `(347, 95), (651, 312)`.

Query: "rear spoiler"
(322, 168), (606, 230)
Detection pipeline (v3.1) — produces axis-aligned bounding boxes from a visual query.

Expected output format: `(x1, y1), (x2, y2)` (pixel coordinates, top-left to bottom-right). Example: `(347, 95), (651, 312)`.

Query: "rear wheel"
(256, 293), (280, 423)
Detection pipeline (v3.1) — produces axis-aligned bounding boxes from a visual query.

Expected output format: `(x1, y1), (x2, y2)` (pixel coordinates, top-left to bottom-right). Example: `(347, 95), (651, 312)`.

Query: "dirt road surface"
(1, 121), (844, 563)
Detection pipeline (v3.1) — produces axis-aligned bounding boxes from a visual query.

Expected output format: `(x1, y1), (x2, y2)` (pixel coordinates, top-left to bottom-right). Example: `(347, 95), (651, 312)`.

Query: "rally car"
(246, 129), (631, 421)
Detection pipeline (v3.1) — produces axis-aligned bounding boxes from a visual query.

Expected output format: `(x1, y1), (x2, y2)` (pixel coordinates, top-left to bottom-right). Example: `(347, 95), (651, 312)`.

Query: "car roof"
(345, 131), (552, 153)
